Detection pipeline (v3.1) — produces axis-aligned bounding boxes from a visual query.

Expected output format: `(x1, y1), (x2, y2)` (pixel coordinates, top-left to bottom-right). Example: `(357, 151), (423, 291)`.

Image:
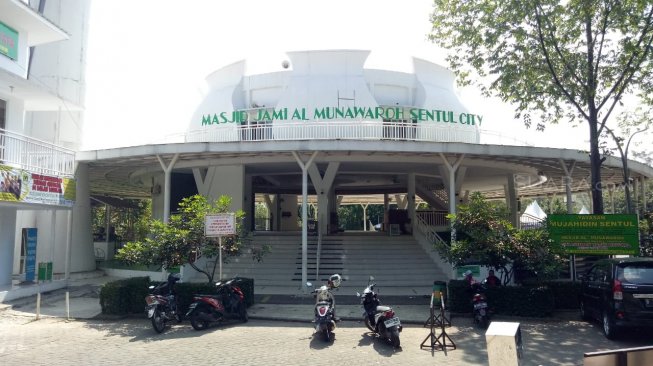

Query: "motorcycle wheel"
(151, 308), (166, 333)
(238, 302), (248, 323)
(479, 315), (489, 329)
(190, 309), (210, 331)
(390, 327), (401, 348)
(323, 327), (331, 342)
(363, 317), (375, 332)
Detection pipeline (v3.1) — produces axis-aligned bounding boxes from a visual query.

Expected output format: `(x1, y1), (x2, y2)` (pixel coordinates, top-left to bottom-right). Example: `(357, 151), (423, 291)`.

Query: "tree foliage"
(437, 192), (565, 284)
(116, 195), (267, 283)
(430, 0), (653, 214)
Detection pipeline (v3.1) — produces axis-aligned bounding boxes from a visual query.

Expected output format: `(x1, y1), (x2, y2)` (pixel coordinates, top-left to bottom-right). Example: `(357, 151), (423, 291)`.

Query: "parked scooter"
(307, 274), (341, 342)
(145, 273), (182, 333)
(357, 276), (402, 348)
(186, 277), (248, 331)
(471, 280), (490, 328)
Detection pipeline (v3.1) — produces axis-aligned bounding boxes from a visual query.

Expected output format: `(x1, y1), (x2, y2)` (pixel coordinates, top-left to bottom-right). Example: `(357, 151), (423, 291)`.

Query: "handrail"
(0, 129), (75, 177)
(414, 211), (449, 249)
(315, 229), (322, 282)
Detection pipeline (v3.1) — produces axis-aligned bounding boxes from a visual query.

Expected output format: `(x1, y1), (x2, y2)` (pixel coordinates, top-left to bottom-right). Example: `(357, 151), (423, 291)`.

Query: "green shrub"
(447, 279), (555, 317)
(99, 277), (255, 316)
(99, 276), (150, 315)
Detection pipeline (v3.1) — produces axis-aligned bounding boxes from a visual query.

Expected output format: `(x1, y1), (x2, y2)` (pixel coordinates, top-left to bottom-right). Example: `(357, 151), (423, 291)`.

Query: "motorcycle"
(145, 273), (182, 333)
(471, 280), (490, 328)
(357, 276), (402, 348)
(186, 277), (248, 331)
(307, 273), (341, 342)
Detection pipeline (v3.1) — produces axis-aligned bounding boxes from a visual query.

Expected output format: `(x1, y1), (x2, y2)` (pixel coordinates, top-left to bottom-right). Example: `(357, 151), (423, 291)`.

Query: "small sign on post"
(205, 213), (236, 280)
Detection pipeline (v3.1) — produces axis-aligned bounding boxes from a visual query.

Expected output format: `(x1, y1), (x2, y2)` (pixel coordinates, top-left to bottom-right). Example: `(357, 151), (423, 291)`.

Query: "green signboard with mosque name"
(549, 214), (639, 255)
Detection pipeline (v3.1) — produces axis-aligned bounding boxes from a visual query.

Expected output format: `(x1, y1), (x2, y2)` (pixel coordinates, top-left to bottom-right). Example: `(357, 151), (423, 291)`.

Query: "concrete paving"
(2, 275), (653, 366)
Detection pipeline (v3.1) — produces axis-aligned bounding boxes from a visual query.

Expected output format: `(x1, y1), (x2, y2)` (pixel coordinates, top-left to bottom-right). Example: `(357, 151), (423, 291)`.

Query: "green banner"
(0, 21), (18, 60)
(549, 214), (639, 255)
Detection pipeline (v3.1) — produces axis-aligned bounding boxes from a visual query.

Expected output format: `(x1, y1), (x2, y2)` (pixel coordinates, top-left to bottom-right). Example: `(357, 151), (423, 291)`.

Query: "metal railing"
(0, 129), (75, 177)
(416, 210), (450, 227)
(184, 121), (480, 144)
(414, 211), (449, 249)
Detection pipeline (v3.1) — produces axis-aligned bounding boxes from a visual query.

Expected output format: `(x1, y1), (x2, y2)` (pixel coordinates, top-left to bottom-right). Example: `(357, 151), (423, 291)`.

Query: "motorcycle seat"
(376, 305), (391, 312)
(316, 301), (331, 306)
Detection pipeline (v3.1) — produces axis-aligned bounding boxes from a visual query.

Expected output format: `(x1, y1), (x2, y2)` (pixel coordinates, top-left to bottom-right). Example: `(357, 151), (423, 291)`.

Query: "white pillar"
(0, 207), (17, 286)
(156, 154), (180, 224)
(71, 162), (95, 272)
(407, 173), (415, 233)
(439, 153), (464, 242)
(292, 151), (318, 292)
(559, 160), (576, 214)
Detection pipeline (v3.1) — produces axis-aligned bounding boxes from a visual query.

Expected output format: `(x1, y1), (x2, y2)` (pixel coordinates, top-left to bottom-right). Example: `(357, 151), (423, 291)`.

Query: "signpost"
(205, 213), (236, 280)
(549, 214), (639, 255)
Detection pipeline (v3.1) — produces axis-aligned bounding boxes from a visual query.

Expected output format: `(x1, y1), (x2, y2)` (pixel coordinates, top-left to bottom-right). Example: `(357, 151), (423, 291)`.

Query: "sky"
(82, 0), (592, 151)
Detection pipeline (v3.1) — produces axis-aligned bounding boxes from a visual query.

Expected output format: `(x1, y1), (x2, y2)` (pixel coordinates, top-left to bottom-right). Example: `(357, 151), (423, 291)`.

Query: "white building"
(76, 50), (652, 291)
(0, 0), (90, 300)
(0, 3), (651, 297)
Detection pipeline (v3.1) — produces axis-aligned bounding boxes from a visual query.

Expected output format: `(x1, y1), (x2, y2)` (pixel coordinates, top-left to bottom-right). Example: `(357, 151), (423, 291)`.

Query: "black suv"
(579, 257), (653, 339)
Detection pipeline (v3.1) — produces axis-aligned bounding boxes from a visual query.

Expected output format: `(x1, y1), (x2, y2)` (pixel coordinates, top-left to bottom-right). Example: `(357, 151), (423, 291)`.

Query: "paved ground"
(1, 310), (653, 365)
(2, 277), (653, 365)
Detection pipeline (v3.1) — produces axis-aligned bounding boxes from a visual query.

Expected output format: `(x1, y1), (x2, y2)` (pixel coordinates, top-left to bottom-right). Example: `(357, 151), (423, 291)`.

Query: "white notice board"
(205, 213), (236, 236)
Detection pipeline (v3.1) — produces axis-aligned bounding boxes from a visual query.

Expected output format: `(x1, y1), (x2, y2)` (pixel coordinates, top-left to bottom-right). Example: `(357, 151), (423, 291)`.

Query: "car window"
(585, 265), (607, 282)
(617, 264), (653, 285)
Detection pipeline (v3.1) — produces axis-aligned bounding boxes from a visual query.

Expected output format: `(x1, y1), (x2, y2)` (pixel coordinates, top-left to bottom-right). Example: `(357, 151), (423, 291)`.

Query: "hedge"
(447, 280), (557, 317)
(99, 276), (255, 316)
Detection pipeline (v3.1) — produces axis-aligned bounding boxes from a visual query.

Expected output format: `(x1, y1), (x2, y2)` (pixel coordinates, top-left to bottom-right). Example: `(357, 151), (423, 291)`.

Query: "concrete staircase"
(220, 232), (447, 296)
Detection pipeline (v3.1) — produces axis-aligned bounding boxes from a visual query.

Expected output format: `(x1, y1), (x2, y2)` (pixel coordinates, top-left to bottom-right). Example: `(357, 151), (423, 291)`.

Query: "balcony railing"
(184, 121), (480, 144)
(0, 129), (75, 177)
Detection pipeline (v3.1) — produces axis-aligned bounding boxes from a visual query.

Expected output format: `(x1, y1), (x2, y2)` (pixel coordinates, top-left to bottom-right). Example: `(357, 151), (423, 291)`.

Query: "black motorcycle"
(357, 276), (402, 348)
(145, 273), (182, 333)
(471, 281), (490, 328)
(186, 278), (248, 331)
(307, 274), (342, 342)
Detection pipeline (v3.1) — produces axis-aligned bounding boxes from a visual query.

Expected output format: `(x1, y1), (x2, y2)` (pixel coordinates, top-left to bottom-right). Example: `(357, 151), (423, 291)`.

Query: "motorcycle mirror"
(306, 282), (313, 287)
(369, 276), (374, 281)
(356, 292), (361, 297)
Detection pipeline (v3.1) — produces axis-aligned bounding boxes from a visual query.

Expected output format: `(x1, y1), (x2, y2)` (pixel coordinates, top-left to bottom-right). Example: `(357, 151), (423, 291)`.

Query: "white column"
(559, 160), (576, 214)
(292, 151), (318, 292)
(439, 153), (464, 241)
(64, 210), (73, 280)
(71, 162), (95, 272)
(157, 154), (180, 224)
(407, 173), (415, 233)
(0, 207), (17, 286)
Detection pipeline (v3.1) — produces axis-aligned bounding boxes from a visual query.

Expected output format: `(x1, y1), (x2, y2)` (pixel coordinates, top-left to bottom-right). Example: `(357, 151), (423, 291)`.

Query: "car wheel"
(602, 311), (618, 340)
(579, 300), (591, 321)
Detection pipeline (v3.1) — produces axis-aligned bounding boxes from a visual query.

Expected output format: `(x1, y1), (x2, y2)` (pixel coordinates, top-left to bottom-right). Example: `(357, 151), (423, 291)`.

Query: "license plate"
(474, 302), (488, 310)
(633, 294), (653, 299)
(384, 317), (401, 328)
(147, 307), (155, 318)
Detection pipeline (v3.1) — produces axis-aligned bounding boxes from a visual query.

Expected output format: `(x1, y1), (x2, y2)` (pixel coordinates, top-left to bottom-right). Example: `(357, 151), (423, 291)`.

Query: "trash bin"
(432, 281), (447, 307)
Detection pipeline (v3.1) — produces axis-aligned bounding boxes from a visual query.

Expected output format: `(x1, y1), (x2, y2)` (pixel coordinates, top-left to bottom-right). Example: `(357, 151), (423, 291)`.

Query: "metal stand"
(420, 292), (456, 354)
(423, 299), (451, 328)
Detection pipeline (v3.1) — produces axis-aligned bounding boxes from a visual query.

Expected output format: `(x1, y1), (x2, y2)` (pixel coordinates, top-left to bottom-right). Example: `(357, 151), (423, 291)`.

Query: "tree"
(435, 192), (565, 284)
(601, 107), (651, 213)
(116, 195), (267, 283)
(430, 1), (653, 214)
